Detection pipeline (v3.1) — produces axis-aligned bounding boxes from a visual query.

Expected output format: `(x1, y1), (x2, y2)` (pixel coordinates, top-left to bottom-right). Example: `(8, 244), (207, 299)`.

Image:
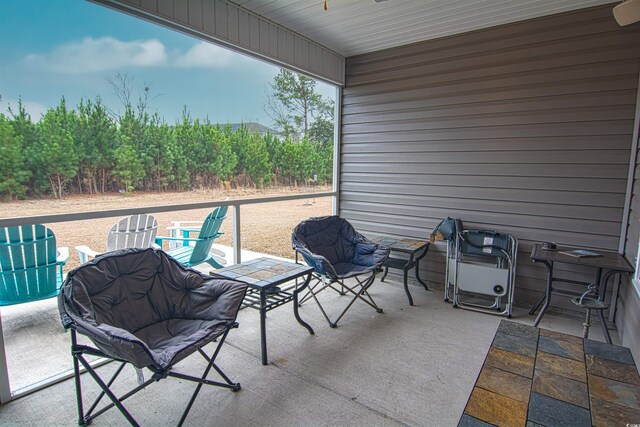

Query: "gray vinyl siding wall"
(340, 6), (640, 318)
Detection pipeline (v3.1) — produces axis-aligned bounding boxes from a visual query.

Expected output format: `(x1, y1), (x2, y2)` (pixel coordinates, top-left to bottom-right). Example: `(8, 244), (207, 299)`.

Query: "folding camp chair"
(292, 216), (389, 328)
(447, 229), (518, 317)
(58, 248), (247, 426)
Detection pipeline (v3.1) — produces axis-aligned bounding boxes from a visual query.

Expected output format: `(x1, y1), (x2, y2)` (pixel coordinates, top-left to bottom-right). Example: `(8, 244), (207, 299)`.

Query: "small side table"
(371, 236), (430, 306)
(211, 257), (314, 365)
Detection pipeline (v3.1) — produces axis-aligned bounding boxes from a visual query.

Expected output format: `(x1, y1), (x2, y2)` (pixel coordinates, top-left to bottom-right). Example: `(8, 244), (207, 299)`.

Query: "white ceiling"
(230, 0), (616, 57)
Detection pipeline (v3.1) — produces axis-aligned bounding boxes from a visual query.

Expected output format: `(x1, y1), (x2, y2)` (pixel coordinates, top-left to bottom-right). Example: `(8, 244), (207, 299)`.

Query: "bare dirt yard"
(0, 186), (332, 270)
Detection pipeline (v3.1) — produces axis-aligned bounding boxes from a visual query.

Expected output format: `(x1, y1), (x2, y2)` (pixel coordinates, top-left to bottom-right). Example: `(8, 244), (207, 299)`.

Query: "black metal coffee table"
(211, 257), (314, 365)
(371, 236), (430, 306)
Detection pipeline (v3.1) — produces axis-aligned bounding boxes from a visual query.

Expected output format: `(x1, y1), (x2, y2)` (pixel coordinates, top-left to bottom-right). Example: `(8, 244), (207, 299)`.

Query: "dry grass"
(0, 186), (332, 269)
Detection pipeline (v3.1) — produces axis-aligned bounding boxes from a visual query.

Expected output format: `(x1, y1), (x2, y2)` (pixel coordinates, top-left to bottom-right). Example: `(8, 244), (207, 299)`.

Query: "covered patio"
(0, 270), (613, 425)
(1, 0), (640, 425)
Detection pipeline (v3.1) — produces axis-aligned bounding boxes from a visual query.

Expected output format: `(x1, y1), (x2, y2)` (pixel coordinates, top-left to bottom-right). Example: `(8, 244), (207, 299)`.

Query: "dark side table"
(371, 236), (430, 306)
(211, 257), (314, 365)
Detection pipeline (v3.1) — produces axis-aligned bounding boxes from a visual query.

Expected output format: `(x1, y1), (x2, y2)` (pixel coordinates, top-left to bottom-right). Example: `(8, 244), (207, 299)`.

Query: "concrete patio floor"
(1, 272), (619, 426)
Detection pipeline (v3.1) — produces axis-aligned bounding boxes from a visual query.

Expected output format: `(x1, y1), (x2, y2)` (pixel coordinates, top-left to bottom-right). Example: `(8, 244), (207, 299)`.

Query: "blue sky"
(0, 0), (336, 126)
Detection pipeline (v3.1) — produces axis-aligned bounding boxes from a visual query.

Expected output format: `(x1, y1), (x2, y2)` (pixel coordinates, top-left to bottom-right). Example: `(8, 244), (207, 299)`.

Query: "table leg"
(259, 290), (268, 365)
(380, 266), (389, 282)
(597, 309), (612, 344)
(597, 269), (615, 345)
(403, 267), (414, 306)
(529, 295), (545, 315)
(414, 260), (429, 290)
(533, 260), (553, 327)
(293, 273), (315, 335)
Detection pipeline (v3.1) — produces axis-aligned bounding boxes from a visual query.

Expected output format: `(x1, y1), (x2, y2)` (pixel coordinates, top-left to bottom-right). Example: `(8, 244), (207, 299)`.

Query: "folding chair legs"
(69, 323), (240, 427)
(301, 271), (383, 328)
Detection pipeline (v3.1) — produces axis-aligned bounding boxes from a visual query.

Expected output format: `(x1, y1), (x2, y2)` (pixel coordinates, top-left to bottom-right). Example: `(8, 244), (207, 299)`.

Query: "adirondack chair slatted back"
(190, 206), (228, 265)
(0, 225), (63, 306)
(106, 214), (158, 251)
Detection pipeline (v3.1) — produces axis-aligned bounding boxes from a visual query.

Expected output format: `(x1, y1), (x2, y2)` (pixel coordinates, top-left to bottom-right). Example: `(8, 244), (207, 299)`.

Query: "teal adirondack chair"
(0, 224), (69, 306)
(155, 206), (228, 269)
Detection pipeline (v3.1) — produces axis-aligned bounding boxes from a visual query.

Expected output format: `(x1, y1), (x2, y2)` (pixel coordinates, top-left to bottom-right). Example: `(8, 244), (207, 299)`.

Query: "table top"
(530, 243), (633, 273)
(211, 257), (313, 290)
(370, 236), (429, 253)
(460, 320), (640, 427)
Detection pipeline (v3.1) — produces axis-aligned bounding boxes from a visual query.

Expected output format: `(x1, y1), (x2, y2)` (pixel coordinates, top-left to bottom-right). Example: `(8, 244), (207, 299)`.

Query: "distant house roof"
(228, 122), (280, 136)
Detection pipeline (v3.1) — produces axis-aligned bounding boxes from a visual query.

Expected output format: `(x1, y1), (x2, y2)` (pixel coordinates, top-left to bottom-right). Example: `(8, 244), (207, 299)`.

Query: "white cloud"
(174, 41), (251, 69)
(23, 37), (259, 76)
(24, 37), (167, 74)
(1, 99), (48, 122)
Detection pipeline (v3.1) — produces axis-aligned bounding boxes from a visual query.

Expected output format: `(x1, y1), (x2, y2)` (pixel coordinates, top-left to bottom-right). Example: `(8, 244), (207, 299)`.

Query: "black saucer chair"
(58, 248), (247, 427)
(292, 216), (389, 328)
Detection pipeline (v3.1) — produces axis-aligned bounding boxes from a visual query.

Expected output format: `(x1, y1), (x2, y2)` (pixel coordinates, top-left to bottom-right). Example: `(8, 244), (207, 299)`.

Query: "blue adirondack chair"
(0, 224), (69, 306)
(155, 206), (228, 269)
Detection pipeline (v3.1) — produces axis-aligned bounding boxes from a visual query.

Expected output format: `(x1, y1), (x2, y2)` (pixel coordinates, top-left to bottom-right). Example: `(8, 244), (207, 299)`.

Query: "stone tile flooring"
(460, 320), (640, 427)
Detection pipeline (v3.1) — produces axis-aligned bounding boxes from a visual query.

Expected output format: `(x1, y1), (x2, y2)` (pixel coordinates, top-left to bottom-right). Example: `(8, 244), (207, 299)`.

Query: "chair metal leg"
(402, 268), (414, 306)
(323, 273), (383, 327)
(176, 327), (238, 427)
(69, 323), (240, 427)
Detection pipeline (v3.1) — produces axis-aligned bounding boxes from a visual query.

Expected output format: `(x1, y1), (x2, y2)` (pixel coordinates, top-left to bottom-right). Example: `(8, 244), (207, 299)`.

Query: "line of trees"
(0, 70), (334, 200)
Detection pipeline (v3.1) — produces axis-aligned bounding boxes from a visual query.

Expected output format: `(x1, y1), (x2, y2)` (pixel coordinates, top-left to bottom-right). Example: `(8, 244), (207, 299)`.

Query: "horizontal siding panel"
(341, 136), (631, 153)
(342, 77), (639, 115)
(342, 106), (634, 131)
(342, 102), (635, 129)
(340, 6), (639, 322)
(340, 182), (625, 207)
(341, 162), (628, 179)
(342, 91), (638, 123)
(341, 121), (634, 142)
(341, 191), (624, 222)
(341, 150), (629, 165)
(343, 71), (638, 106)
(341, 172), (626, 193)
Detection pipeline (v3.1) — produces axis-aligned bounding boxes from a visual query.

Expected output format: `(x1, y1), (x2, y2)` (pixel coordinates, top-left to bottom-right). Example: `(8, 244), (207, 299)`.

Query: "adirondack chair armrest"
(57, 247), (69, 265)
(155, 236), (202, 249)
(75, 245), (99, 264)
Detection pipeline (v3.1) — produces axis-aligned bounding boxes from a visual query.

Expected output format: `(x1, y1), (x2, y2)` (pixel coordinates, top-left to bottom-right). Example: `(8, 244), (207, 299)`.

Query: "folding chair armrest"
(294, 247), (336, 278)
(189, 276), (248, 319)
(354, 241), (390, 269)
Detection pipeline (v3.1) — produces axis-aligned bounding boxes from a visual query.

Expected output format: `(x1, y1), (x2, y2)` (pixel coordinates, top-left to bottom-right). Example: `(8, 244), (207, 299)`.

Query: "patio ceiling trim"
(90, 0), (345, 85)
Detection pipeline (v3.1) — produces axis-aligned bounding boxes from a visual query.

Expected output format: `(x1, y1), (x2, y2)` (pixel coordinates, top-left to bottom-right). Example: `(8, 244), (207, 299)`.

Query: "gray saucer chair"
(58, 248), (247, 427)
(292, 216), (389, 328)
